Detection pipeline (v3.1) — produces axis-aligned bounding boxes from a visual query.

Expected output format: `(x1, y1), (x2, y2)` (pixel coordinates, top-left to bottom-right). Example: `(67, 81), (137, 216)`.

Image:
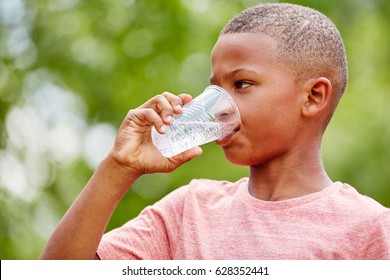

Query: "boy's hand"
(108, 92), (203, 177)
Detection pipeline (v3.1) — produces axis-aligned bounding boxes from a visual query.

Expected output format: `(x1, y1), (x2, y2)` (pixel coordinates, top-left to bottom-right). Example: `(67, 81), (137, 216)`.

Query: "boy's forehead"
(211, 33), (281, 66)
(210, 32), (295, 83)
(212, 32), (278, 58)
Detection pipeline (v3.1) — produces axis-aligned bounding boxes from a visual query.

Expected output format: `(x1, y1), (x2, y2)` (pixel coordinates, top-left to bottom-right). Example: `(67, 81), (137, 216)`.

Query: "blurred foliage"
(0, 0), (389, 259)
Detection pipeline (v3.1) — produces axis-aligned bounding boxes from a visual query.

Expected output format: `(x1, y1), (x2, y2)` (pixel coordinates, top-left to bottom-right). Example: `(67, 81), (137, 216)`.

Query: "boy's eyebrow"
(230, 68), (258, 76)
(209, 67), (258, 84)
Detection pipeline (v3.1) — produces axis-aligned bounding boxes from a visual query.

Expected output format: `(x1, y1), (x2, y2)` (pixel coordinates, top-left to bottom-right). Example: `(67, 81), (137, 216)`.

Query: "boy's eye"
(234, 80), (251, 89)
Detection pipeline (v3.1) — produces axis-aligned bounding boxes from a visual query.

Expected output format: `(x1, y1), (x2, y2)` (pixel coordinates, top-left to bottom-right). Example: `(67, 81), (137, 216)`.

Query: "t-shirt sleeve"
(97, 185), (188, 260)
(359, 210), (390, 259)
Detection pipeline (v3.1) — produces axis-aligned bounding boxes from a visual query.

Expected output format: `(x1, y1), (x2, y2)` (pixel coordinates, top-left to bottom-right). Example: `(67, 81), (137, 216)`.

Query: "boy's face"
(210, 33), (307, 166)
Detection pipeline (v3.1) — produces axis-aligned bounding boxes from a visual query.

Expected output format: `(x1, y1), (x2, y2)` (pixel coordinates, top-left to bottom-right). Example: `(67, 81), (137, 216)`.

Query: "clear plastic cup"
(151, 85), (241, 157)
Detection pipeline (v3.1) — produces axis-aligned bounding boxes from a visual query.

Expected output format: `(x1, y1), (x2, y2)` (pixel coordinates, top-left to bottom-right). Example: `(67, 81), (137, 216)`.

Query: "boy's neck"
(247, 148), (332, 201)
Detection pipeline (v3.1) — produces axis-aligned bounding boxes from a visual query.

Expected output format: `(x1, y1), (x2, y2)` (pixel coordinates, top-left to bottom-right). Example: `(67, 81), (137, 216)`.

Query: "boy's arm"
(39, 155), (138, 260)
(39, 92), (202, 260)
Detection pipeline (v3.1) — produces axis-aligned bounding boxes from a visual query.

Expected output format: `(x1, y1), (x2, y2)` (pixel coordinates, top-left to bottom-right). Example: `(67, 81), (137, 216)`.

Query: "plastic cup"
(151, 85), (241, 157)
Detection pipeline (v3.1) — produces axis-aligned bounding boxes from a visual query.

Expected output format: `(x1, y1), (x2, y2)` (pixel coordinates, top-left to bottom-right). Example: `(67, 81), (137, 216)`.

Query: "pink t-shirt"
(97, 178), (390, 259)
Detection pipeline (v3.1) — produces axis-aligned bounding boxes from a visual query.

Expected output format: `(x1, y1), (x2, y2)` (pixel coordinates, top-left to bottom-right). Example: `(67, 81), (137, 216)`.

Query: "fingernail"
(175, 104), (182, 111)
(160, 125), (166, 133)
(166, 115), (173, 123)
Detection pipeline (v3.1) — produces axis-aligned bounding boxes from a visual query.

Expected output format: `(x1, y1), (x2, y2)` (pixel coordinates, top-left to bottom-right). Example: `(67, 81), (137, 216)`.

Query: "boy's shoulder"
(320, 182), (390, 228)
(187, 177), (248, 187)
(333, 183), (389, 212)
(166, 179), (389, 219)
(185, 177), (248, 195)
(165, 177), (248, 207)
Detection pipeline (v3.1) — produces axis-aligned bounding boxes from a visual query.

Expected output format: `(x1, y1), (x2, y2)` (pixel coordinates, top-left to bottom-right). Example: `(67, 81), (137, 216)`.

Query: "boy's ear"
(302, 77), (332, 117)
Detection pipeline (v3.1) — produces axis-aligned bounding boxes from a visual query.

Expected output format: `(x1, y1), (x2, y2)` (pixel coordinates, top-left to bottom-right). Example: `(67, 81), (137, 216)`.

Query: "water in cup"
(151, 85), (240, 157)
(152, 121), (221, 157)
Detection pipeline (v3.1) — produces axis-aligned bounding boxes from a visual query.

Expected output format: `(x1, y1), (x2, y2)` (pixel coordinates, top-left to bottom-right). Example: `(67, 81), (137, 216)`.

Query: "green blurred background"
(0, 0), (389, 259)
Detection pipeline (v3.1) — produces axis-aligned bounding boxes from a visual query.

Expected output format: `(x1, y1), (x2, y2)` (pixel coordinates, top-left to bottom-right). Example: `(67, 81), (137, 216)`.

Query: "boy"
(40, 3), (390, 259)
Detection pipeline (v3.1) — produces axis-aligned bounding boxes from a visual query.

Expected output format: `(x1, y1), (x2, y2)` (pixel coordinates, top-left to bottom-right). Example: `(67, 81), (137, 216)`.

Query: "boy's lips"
(216, 128), (239, 147)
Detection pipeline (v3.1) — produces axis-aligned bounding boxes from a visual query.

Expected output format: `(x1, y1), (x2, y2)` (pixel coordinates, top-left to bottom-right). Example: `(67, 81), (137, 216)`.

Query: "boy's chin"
(222, 149), (252, 167)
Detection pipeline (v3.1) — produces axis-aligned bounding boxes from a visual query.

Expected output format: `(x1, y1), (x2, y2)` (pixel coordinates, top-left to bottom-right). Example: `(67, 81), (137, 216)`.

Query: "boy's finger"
(177, 93), (193, 106)
(143, 94), (175, 124)
(168, 147), (203, 168)
(162, 92), (192, 114)
(126, 108), (166, 134)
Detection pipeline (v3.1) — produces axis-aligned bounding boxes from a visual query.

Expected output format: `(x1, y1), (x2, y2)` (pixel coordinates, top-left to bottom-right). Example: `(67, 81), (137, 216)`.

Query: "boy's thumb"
(169, 147), (203, 168)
